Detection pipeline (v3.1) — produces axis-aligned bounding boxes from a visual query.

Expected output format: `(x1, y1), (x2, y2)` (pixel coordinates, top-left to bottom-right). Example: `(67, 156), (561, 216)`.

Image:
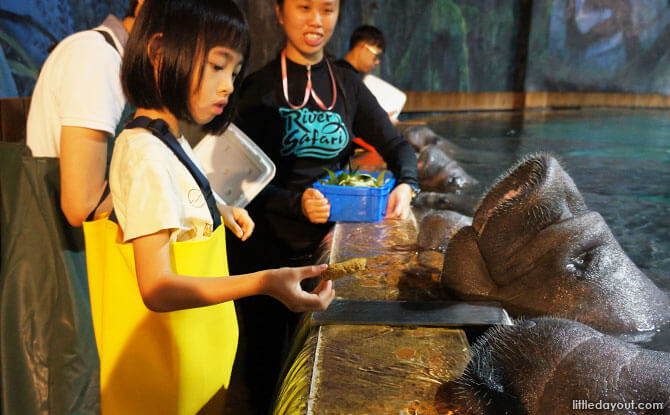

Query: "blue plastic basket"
(312, 170), (396, 222)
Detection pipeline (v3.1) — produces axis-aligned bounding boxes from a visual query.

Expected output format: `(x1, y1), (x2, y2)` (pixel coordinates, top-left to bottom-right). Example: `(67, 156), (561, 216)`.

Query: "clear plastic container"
(363, 74), (407, 121)
(193, 124), (275, 207)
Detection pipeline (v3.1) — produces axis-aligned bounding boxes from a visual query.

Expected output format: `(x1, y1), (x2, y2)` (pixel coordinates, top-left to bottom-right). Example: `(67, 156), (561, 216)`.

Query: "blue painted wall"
(0, 0), (128, 97)
(526, 0), (670, 94)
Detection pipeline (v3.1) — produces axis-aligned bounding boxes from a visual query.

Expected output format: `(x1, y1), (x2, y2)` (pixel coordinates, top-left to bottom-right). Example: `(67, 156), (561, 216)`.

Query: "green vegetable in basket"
(320, 168), (388, 187)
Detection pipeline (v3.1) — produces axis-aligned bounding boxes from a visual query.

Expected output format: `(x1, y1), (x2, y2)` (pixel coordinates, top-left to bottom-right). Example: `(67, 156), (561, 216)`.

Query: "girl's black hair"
(122, 0), (250, 135)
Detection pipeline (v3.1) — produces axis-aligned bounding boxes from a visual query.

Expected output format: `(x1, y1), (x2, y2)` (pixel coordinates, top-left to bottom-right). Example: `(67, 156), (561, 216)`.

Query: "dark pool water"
(423, 109), (670, 349)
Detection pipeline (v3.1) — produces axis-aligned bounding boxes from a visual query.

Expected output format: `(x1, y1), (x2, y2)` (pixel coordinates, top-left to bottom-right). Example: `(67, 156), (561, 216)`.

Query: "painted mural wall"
(526, 0), (670, 94)
(328, 0), (528, 93)
(0, 0), (129, 97)
(1, 0), (670, 98)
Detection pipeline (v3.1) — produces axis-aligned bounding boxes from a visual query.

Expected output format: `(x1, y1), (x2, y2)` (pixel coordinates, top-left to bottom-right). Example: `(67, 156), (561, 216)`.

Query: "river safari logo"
(279, 108), (349, 159)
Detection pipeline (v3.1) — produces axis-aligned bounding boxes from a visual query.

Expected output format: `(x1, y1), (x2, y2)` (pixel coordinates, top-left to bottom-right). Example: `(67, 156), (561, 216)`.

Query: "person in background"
(26, 0), (144, 226)
(7, 3), (141, 413)
(336, 24), (399, 132)
(227, 1), (419, 413)
(336, 24), (385, 77)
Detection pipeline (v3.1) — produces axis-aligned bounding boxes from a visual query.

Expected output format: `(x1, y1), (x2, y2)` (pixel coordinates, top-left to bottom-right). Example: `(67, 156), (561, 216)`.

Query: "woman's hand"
(385, 183), (413, 220)
(220, 205), (254, 240)
(262, 264), (335, 312)
(302, 188), (330, 223)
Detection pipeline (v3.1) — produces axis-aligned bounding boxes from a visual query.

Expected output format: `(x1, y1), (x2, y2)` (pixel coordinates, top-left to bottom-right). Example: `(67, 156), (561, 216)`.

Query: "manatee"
(402, 125), (462, 154)
(441, 317), (670, 415)
(403, 125), (440, 151)
(413, 191), (479, 216)
(417, 210), (472, 252)
(418, 145), (479, 193)
(441, 153), (670, 332)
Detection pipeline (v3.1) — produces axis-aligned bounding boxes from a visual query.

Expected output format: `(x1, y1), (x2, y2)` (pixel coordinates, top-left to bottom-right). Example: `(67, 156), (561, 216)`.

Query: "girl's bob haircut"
(122, 0), (250, 135)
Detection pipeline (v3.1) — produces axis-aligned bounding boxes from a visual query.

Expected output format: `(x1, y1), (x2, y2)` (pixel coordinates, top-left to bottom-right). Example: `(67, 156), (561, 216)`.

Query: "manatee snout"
(412, 192), (479, 216)
(441, 317), (670, 415)
(403, 125), (441, 151)
(417, 210), (472, 252)
(418, 145), (478, 193)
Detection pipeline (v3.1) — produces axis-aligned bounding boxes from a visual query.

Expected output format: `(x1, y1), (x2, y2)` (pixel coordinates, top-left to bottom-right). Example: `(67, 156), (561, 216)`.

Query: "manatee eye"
(567, 249), (596, 279)
(449, 176), (464, 188)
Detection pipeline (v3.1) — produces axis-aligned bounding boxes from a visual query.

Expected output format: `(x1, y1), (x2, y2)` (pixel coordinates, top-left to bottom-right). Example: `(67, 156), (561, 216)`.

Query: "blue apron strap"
(85, 185), (111, 222)
(125, 116), (222, 229)
(93, 29), (120, 54)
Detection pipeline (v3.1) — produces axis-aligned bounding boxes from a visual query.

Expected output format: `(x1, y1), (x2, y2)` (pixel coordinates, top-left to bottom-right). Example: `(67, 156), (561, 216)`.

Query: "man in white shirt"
(26, 0), (144, 226)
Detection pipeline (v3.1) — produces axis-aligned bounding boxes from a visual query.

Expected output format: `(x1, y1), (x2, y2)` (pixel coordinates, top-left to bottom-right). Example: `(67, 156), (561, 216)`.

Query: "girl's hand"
(220, 205), (254, 241)
(302, 188), (330, 223)
(385, 183), (413, 220)
(262, 264), (335, 312)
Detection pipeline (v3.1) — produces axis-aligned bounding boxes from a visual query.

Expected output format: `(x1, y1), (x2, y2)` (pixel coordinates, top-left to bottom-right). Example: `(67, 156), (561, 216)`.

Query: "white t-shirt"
(110, 128), (215, 243)
(26, 25), (125, 157)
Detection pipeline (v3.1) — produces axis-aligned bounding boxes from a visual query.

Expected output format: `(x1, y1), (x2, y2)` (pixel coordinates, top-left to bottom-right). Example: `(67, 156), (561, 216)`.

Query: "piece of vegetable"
(320, 169), (389, 187)
(321, 258), (367, 281)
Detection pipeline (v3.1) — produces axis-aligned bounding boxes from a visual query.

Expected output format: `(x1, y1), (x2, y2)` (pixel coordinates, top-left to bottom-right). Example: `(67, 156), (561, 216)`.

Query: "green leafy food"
(375, 171), (386, 187)
(320, 169), (389, 187)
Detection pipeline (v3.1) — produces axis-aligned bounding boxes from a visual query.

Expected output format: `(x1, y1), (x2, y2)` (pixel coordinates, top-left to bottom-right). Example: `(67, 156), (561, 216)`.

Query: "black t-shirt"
(334, 58), (363, 79)
(235, 54), (418, 254)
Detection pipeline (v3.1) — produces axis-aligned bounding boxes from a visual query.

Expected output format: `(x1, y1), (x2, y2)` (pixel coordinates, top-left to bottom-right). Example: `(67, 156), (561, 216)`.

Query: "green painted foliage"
(0, 28), (38, 77)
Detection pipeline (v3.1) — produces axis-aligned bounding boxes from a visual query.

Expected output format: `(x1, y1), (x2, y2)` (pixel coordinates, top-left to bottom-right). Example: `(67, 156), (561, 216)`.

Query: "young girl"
(111, 0), (334, 336)
(227, 0), (420, 412)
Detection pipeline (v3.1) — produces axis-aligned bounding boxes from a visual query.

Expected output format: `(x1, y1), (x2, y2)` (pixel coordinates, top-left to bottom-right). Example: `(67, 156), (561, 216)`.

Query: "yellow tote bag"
(83, 217), (238, 415)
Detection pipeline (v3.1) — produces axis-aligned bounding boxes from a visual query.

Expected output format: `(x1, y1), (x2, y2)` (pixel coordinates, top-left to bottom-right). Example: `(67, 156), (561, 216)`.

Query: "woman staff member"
(227, 0), (419, 412)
